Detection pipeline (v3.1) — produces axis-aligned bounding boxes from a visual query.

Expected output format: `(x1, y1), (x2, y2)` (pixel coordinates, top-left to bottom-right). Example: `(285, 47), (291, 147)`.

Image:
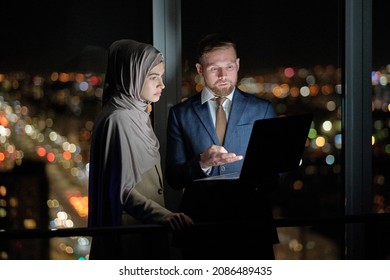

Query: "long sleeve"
(122, 164), (171, 223)
(123, 188), (171, 223)
(165, 107), (208, 190)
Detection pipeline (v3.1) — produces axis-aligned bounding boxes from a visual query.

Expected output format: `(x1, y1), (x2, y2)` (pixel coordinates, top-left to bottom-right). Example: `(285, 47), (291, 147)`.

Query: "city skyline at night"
(1, 0), (389, 260)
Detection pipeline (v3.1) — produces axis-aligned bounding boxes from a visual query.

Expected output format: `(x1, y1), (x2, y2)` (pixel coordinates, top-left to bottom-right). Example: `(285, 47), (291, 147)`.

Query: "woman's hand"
(162, 212), (194, 230)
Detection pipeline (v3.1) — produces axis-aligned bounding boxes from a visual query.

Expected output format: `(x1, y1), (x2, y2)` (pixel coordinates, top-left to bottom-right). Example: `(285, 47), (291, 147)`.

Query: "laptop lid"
(194, 113), (313, 182)
(239, 113), (313, 183)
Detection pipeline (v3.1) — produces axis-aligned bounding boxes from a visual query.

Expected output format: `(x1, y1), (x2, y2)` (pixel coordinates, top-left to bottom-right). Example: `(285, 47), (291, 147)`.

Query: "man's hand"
(199, 145), (243, 169)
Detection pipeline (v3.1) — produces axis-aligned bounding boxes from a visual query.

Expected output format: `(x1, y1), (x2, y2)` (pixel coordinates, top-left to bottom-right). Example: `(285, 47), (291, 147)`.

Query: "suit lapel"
(190, 90), (249, 146)
(224, 89), (248, 146)
(191, 96), (220, 144)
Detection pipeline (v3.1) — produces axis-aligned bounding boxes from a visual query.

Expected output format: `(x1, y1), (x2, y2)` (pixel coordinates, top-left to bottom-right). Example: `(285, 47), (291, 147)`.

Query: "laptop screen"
(239, 113), (313, 183)
(194, 113), (313, 183)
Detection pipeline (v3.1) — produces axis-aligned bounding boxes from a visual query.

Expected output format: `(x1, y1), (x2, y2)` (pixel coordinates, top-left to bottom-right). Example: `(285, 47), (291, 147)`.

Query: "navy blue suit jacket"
(166, 87), (276, 190)
(166, 88), (279, 258)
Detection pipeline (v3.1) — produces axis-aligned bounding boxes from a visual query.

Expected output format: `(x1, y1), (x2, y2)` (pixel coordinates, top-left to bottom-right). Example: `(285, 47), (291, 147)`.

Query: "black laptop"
(194, 113), (313, 183)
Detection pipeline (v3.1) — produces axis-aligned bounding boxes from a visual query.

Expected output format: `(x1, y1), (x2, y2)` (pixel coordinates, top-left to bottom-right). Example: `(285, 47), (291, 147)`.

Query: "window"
(0, 0), (153, 260)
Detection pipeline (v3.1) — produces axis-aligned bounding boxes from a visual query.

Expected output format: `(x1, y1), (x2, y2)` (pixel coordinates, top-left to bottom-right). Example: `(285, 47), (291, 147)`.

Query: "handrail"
(1, 213), (389, 240)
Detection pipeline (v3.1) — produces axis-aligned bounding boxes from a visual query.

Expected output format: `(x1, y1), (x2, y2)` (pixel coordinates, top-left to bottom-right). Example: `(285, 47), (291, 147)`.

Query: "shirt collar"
(201, 87), (235, 104)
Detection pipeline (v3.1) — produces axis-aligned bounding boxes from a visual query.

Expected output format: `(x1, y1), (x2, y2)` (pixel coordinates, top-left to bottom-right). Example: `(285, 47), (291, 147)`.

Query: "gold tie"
(214, 96), (227, 145)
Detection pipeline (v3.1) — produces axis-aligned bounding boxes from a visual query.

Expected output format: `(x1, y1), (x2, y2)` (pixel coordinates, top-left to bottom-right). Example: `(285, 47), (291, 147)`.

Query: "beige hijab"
(88, 39), (164, 226)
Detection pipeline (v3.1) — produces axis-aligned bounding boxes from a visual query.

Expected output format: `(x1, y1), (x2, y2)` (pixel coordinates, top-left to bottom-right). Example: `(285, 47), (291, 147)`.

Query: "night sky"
(0, 1), (153, 72)
(0, 0), (388, 73)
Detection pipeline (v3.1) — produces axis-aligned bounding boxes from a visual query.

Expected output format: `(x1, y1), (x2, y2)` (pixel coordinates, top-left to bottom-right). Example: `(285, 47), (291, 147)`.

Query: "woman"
(88, 39), (193, 260)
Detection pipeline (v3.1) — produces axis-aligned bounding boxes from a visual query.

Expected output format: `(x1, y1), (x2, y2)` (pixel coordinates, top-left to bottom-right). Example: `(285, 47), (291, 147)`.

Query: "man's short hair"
(197, 33), (237, 63)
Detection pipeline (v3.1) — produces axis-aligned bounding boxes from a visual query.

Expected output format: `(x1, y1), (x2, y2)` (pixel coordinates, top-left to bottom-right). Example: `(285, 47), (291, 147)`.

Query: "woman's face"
(140, 62), (165, 103)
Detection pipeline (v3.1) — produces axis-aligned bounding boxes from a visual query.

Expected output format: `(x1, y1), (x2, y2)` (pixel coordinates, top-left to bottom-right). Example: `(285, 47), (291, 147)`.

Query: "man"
(166, 33), (279, 259)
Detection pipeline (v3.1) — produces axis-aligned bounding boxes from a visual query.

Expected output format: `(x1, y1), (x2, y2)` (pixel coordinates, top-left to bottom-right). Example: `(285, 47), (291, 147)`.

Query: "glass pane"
(372, 0), (390, 215)
(0, 0), (152, 260)
(372, 0), (390, 259)
(181, 0), (344, 259)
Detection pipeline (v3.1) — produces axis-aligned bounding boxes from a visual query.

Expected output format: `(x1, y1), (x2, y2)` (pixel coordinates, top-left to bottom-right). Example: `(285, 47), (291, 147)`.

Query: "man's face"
(196, 46), (240, 96)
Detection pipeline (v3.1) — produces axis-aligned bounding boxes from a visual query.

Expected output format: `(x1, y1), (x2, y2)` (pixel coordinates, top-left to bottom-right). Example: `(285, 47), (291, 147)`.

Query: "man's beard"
(209, 83), (234, 96)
